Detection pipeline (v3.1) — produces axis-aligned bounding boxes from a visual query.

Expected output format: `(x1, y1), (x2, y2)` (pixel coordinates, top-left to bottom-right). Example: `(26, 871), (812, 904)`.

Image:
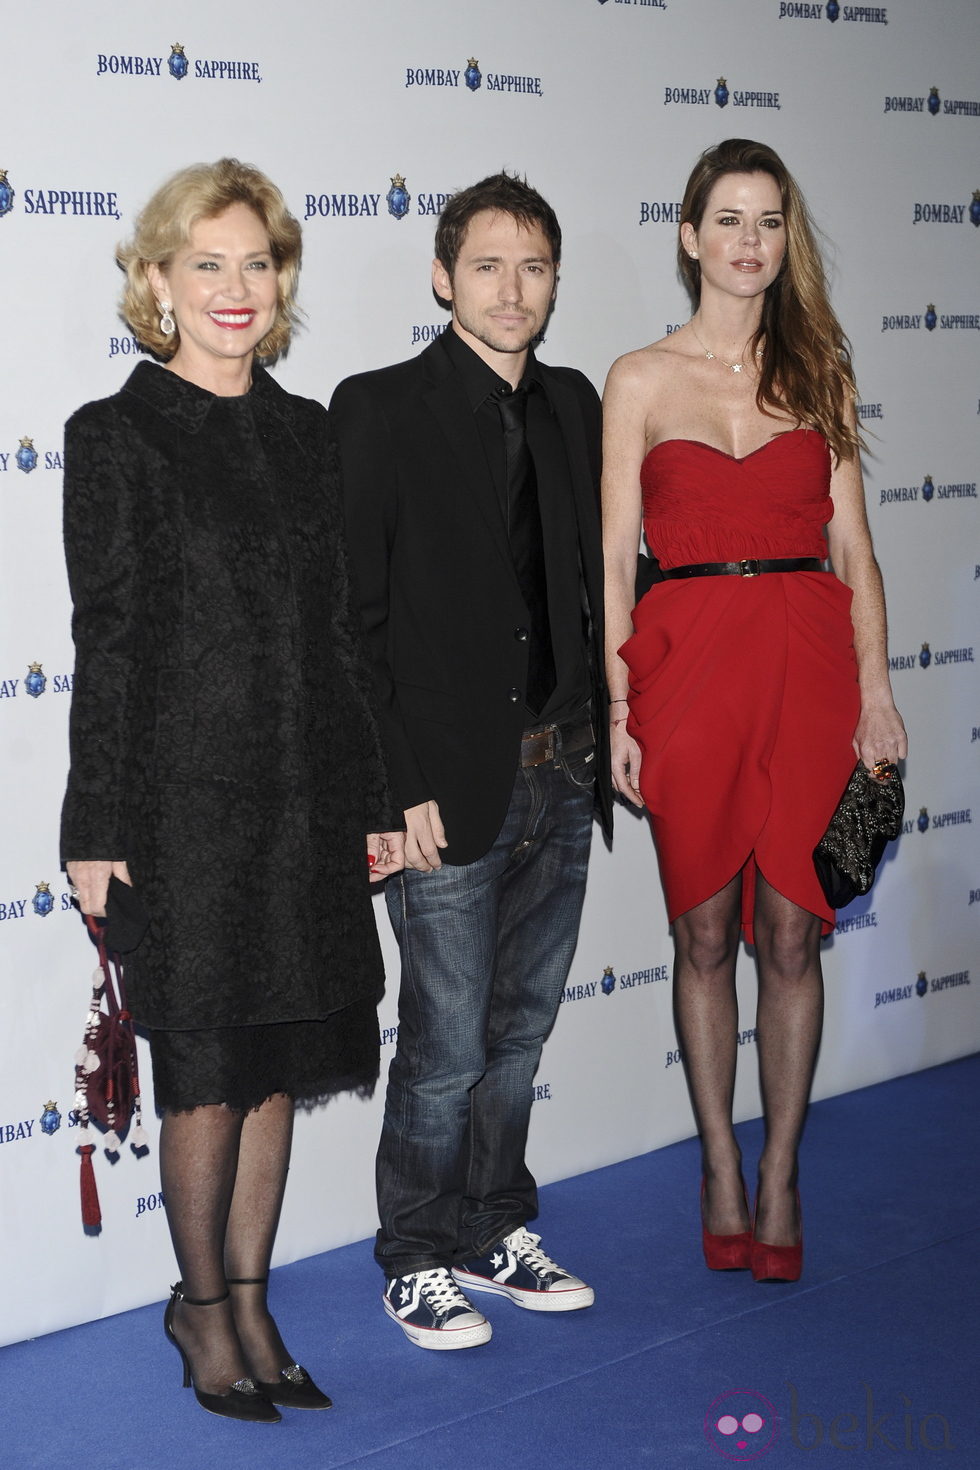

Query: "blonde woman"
(62, 159), (403, 1420)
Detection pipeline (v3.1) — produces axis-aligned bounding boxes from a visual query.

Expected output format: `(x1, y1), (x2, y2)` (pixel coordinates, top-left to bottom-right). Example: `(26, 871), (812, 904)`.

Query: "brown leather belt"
(521, 715), (594, 768)
(661, 557), (824, 580)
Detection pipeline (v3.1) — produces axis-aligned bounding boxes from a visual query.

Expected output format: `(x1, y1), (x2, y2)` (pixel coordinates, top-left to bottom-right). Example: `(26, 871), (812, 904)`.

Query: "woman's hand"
(610, 717), (645, 807)
(66, 859), (132, 916)
(601, 350), (655, 810)
(366, 832), (406, 882)
(827, 406), (907, 778)
(853, 700), (908, 771)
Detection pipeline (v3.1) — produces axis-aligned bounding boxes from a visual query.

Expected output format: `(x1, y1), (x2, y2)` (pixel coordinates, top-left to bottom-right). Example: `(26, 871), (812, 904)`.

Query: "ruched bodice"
(622, 430), (859, 941)
(641, 427), (832, 568)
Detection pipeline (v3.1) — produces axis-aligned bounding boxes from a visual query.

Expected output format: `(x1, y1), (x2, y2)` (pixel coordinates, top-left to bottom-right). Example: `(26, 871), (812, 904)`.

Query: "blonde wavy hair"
(678, 139), (860, 463)
(118, 158), (302, 361)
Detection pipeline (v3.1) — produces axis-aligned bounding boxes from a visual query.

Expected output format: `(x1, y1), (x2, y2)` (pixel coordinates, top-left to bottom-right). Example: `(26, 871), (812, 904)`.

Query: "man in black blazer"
(331, 174), (611, 1351)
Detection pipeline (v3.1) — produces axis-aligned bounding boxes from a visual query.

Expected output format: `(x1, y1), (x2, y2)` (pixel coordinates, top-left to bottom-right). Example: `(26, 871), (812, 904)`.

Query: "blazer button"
(508, 688), (521, 703)
(514, 627), (529, 642)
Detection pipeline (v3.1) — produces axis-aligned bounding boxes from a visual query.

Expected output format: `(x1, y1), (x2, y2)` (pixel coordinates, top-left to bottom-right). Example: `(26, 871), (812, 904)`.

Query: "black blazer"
(331, 335), (612, 866)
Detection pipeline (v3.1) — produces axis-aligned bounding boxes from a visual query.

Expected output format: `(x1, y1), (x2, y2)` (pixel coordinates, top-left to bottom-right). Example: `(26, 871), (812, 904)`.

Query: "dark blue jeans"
(375, 730), (595, 1278)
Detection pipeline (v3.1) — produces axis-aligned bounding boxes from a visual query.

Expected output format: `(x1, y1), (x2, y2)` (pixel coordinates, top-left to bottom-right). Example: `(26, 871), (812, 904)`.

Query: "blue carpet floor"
(4, 1055), (978, 1469)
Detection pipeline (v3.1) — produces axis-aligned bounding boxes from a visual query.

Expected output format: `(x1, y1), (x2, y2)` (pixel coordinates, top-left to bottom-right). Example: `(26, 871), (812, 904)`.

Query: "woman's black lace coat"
(61, 361), (394, 1031)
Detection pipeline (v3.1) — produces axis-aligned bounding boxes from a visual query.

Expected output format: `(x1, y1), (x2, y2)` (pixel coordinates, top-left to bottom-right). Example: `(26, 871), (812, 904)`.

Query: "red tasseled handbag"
(73, 914), (149, 1227)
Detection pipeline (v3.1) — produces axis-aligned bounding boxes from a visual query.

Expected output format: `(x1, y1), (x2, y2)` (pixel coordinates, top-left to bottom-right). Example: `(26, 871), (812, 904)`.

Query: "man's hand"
(403, 800), (448, 871)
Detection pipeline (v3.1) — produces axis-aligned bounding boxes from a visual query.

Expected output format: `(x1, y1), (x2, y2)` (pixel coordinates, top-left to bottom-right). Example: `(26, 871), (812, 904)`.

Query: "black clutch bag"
(813, 761), (905, 909)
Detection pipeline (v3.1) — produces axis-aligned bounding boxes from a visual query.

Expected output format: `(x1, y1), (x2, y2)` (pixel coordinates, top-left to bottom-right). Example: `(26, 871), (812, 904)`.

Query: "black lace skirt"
(148, 995), (380, 1113)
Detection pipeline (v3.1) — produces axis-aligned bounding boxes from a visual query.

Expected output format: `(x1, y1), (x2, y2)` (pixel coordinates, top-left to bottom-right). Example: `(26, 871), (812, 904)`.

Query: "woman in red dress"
(602, 139), (906, 1282)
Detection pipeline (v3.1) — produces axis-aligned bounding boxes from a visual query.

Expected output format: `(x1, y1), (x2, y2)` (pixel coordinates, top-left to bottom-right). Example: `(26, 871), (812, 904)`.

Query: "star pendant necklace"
(689, 322), (762, 375)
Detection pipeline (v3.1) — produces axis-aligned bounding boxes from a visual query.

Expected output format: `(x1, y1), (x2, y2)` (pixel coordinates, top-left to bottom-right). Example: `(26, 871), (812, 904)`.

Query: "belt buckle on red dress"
(738, 559), (761, 578)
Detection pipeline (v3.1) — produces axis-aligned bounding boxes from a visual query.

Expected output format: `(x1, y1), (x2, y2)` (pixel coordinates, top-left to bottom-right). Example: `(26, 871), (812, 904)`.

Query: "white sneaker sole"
(452, 1269), (595, 1312)
(382, 1295), (492, 1349)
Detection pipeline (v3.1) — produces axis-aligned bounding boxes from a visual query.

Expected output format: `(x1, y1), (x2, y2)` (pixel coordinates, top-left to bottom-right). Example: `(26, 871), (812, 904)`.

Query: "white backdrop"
(1, 0), (977, 1348)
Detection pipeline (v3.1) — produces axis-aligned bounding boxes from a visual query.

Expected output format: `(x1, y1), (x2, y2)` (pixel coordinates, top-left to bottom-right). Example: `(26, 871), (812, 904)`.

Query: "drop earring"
(159, 301), (176, 336)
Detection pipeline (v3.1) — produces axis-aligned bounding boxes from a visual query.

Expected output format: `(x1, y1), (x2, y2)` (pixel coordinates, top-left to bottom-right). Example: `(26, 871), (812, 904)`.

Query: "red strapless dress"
(621, 429), (860, 942)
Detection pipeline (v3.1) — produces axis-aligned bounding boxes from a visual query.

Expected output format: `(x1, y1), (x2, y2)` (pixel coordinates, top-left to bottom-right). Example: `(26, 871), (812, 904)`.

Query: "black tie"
(497, 386), (555, 716)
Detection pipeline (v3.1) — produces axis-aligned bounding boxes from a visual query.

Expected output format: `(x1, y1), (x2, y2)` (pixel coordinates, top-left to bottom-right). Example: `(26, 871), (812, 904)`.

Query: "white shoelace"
(505, 1228), (561, 1274)
(417, 1268), (473, 1313)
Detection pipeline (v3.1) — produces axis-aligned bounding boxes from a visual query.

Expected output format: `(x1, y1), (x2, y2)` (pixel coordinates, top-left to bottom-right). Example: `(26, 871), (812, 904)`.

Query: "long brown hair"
(679, 139), (860, 462)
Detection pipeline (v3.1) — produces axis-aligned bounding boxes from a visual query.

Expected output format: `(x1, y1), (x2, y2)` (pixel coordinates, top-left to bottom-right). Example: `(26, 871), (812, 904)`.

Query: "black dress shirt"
(437, 328), (590, 728)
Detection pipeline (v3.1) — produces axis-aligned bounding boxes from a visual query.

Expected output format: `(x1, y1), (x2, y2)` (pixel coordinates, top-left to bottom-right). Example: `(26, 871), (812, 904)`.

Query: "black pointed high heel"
(227, 1276), (333, 1410)
(164, 1283), (281, 1422)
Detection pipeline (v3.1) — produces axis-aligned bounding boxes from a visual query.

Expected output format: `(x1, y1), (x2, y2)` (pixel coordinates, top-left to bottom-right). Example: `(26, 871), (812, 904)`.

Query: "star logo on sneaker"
(382, 1267), (492, 1351)
(453, 1228), (595, 1312)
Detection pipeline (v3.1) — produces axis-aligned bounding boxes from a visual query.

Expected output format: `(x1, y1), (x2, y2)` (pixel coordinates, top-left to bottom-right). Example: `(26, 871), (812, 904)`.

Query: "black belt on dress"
(521, 715), (593, 768)
(661, 557), (824, 580)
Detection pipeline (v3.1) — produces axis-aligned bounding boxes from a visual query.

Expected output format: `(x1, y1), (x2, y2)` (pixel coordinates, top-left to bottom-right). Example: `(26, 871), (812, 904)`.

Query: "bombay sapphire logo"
(916, 971), (929, 997)
(386, 173), (410, 220)
(924, 303), (937, 331)
(40, 1101), (62, 1136)
(32, 881), (55, 917)
(465, 57), (482, 92)
(168, 43), (189, 80)
(25, 662), (47, 697)
(971, 191), (980, 228)
(922, 474), (934, 501)
(917, 807), (929, 833)
(928, 86), (940, 116)
(825, 0), (840, 18)
(16, 437), (38, 473)
(919, 643), (932, 669)
(0, 167), (13, 217)
(601, 965), (616, 996)
(714, 77), (729, 108)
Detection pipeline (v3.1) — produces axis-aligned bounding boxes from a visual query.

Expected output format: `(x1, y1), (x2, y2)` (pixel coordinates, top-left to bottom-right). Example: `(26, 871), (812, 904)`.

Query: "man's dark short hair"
(434, 172), (562, 278)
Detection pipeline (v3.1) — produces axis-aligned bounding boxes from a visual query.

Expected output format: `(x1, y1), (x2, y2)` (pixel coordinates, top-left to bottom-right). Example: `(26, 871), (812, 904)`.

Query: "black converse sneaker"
(382, 1267), (492, 1349)
(454, 1227), (595, 1311)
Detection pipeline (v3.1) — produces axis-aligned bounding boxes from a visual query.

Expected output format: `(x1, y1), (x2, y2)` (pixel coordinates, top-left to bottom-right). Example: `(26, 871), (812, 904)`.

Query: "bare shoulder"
(604, 336), (682, 400)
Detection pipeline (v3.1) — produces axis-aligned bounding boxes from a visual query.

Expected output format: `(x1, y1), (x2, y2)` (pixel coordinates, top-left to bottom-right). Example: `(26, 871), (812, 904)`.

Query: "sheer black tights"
(160, 1092), (295, 1394)
(673, 870), (822, 1247)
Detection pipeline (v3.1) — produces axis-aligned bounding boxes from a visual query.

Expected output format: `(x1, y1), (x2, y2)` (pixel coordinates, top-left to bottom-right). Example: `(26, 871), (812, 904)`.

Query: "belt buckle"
(523, 727), (555, 767)
(738, 558), (761, 578)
